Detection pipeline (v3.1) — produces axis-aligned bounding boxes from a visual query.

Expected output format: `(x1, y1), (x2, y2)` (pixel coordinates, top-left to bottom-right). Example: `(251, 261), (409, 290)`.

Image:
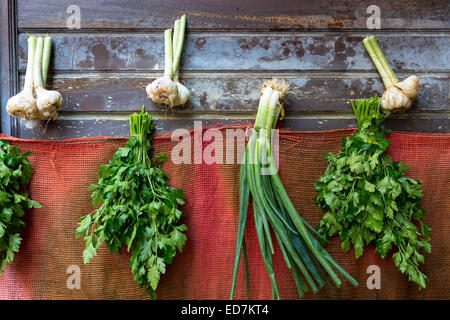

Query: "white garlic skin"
(6, 91), (39, 120)
(381, 86), (412, 114)
(146, 76), (190, 107)
(175, 82), (190, 106)
(394, 75), (422, 99)
(35, 87), (63, 119)
(146, 76), (179, 106)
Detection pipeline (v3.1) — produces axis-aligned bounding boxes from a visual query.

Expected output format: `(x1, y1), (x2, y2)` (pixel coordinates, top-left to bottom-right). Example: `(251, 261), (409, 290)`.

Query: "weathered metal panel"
(2, 0), (448, 139)
(19, 73), (450, 113)
(18, 33), (450, 71)
(0, 0), (18, 135)
(17, 0), (450, 30)
(18, 116), (450, 140)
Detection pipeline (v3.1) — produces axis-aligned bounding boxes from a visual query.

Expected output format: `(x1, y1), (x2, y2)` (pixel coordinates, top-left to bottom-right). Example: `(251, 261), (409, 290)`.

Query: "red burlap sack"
(0, 128), (449, 300)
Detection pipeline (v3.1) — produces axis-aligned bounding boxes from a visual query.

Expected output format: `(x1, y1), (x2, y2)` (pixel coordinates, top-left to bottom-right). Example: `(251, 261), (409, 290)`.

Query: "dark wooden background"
(1, 0), (449, 139)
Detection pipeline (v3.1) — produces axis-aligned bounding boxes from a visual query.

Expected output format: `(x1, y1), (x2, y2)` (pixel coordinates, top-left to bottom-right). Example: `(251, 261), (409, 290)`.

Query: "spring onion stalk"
(6, 35), (39, 120)
(363, 36), (421, 113)
(230, 79), (358, 300)
(34, 36), (63, 120)
(146, 15), (190, 107)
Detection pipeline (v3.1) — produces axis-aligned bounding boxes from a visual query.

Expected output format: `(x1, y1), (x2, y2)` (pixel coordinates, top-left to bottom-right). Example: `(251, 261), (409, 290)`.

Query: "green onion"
(231, 79), (358, 299)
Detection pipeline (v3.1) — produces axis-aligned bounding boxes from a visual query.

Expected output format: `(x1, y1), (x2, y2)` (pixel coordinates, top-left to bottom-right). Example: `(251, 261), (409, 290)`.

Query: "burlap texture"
(0, 128), (449, 300)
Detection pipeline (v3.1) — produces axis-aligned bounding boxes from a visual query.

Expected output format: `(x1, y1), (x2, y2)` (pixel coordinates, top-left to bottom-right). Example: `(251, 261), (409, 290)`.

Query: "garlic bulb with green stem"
(34, 36), (63, 120)
(6, 35), (39, 120)
(363, 36), (421, 113)
(146, 15), (190, 107)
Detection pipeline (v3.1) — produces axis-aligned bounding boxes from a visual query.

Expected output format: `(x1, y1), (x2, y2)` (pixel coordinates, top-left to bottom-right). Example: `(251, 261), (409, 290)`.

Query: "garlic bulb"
(35, 87), (63, 119)
(146, 15), (190, 108)
(6, 35), (39, 120)
(6, 91), (39, 120)
(146, 76), (179, 106)
(34, 36), (63, 120)
(381, 86), (412, 113)
(363, 36), (421, 114)
(175, 82), (190, 106)
(394, 75), (422, 99)
(381, 76), (422, 113)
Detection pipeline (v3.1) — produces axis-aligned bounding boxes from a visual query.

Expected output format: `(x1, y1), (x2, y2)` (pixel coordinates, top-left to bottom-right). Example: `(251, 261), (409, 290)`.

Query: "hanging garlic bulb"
(6, 35), (39, 120)
(394, 75), (422, 99)
(381, 87), (412, 113)
(34, 36), (63, 120)
(146, 15), (190, 107)
(363, 36), (421, 114)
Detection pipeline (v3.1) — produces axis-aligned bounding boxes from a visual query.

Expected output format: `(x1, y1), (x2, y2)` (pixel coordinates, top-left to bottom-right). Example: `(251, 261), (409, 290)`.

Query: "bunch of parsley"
(315, 96), (431, 289)
(0, 138), (41, 274)
(76, 107), (187, 298)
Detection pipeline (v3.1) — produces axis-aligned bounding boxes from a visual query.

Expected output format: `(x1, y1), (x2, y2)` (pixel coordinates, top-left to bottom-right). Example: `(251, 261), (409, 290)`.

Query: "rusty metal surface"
(2, 1), (449, 138)
(18, 33), (450, 71)
(17, 0), (450, 30)
(18, 74), (449, 113)
(18, 117), (449, 139)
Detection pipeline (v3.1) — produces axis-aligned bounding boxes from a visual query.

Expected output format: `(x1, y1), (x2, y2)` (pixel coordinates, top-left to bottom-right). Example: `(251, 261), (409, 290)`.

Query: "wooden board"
(1, 0), (449, 139)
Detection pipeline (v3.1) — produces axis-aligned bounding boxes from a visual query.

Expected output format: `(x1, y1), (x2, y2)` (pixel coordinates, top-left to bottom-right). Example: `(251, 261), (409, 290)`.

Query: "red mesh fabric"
(0, 128), (449, 300)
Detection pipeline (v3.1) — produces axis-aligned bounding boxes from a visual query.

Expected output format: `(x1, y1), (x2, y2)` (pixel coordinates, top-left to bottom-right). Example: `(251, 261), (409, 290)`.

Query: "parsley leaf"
(0, 139), (41, 274)
(76, 108), (187, 298)
(315, 97), (431, 289)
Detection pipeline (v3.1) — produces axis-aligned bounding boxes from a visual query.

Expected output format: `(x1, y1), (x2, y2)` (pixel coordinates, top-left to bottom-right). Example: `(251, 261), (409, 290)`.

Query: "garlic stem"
(172, 19), (181, 81)
(172, 19), (180, 54)
(24, 35), (37, 96)
(363, 36), (398, 89)
(172, 14), (186, 79)
(33, 37), (44, 89)
(164, 29), (173, 78)
(41, 35), (52, 86)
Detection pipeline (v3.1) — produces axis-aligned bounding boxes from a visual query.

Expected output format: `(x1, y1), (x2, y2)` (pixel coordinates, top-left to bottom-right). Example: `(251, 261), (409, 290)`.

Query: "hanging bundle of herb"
(76, 107), (187, 298)
(0, 138), (41, 274)
(315, 96), (431, 289)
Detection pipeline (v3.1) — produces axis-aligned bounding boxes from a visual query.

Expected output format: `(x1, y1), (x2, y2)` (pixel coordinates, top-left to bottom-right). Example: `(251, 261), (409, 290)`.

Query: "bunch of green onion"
(230, 79), (358, 299)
